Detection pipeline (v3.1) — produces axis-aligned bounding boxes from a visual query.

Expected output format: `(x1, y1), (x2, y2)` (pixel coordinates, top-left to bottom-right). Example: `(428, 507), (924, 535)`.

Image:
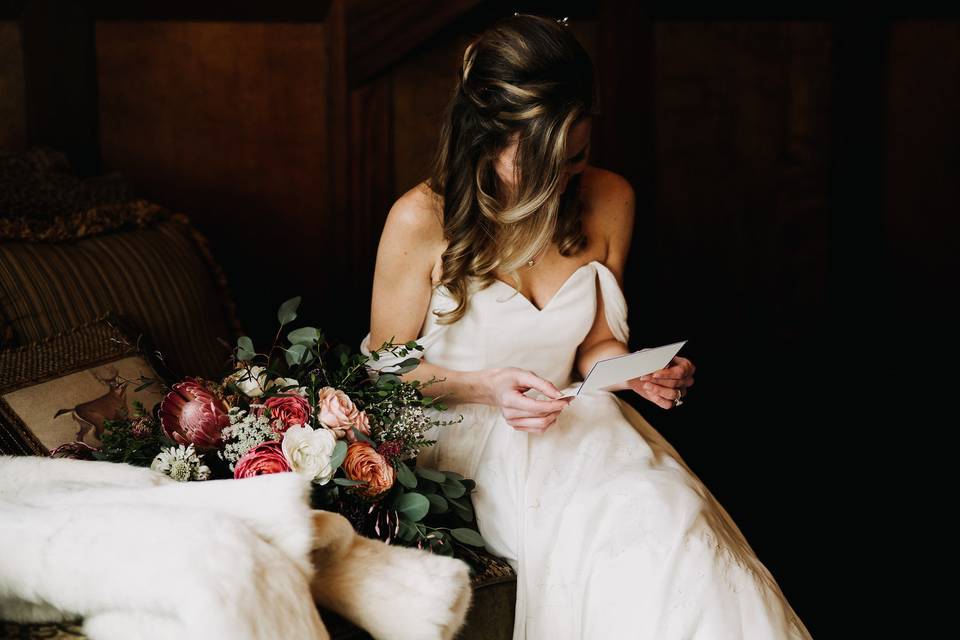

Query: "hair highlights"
(429, 14), (594, 324)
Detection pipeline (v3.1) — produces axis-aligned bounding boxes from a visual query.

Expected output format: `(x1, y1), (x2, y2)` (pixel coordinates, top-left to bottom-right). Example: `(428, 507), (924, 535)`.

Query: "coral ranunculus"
(259, 392), (311, 435)
(159, 378), (230, 448)
(234, 441), (292, 479)
(343, 441), (395, 497)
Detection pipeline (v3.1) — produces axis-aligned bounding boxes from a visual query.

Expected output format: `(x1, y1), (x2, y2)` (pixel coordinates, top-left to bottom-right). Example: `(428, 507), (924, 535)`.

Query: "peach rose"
(344, 410), (372, 443)
(258, 392), (311, 435)
(316, 387), (370, 441)
(343, 441), (395, 497)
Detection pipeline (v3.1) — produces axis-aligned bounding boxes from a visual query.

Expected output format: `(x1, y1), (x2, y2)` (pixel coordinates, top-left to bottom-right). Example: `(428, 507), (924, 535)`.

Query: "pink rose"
(316, 387), (369, 440)
(159, 378), (230, 448)
(343, 442), (395, 497)
(344, 410), (371, 443)
(234, 441), (292, 479)
(258, 392), (311, 435)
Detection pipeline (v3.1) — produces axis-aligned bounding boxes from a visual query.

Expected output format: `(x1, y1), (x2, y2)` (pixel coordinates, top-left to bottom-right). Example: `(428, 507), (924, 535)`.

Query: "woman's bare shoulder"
(380, 182), (446, 280)
(580, 167), (634, 214)
(578, 166), (635, 274)
(387, 181), (444, 239)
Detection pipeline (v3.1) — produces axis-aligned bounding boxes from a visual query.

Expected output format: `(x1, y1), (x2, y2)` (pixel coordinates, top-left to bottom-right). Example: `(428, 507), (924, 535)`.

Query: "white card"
(562, 340), (688, 397)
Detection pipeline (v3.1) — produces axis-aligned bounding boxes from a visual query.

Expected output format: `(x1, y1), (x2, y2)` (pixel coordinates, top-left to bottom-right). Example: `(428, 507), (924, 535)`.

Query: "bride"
(360, 13), (812, 640)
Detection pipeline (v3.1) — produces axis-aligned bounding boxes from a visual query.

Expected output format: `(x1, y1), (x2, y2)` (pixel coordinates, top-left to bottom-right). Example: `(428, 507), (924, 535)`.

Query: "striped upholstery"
(0, 214), (238, 379)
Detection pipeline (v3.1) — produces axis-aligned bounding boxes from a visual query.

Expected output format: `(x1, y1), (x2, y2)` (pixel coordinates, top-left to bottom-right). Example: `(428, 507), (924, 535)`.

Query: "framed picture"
(0, 315), (168, 456)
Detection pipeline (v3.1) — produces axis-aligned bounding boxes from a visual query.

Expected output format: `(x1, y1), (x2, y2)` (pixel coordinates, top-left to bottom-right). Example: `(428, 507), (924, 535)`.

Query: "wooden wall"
(0, 21), (25, 150)
(2, 3), (959, 633)
(95, 20), (334, 339)
(886, 21), (960, 326)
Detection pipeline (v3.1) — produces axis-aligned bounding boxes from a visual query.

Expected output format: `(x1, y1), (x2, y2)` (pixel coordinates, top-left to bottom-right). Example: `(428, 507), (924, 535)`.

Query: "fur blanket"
(0, 456), (472, 640)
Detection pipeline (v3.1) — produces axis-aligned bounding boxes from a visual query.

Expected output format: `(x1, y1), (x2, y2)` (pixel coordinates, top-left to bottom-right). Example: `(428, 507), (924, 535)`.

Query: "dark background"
(2, 1), (957, 635)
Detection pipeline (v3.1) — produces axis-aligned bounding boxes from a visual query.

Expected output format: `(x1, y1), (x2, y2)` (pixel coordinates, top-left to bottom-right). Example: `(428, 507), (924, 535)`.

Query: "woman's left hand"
(626, 356), (696, 410)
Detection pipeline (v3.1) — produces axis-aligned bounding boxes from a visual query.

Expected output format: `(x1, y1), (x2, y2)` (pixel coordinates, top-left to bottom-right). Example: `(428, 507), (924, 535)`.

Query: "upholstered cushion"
(0, 214), (238, 379)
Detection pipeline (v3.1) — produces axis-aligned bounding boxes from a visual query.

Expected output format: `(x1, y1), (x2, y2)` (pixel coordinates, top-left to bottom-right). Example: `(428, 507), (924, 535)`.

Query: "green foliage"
(93, 412), (173, 468)
(277, 296), (301, 326)
(237, 336), (255, 361)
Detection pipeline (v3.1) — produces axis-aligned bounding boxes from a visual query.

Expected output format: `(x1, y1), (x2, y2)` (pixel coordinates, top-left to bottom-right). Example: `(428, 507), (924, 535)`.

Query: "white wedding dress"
(360, 259), (811, 639)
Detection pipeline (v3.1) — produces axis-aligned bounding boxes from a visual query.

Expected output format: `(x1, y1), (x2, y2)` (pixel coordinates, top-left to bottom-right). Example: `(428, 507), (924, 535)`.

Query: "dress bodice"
(359, 259), (629, 388)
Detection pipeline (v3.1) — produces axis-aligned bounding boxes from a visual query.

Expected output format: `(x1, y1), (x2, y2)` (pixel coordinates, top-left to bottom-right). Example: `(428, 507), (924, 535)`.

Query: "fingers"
(516, 370), (564, 399)
(501, 404), (564, 420)
(640, 356), (695, 381)
(627, 378), (678, 410)
(506, 413), (560, 433)
(503, 390), (571, 415)
(633, 375), (695, 390)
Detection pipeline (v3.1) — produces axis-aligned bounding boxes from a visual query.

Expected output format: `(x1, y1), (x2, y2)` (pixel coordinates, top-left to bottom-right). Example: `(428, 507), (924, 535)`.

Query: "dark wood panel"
(885, 20), (960, 315)
(595, 0), (654, 354)
(83, 1), (331, 21)
(0, 20), (26, 150)
(343, 75), (395, 347)
(96, 20), (332, 344)
(345, 0), (483, 88)
(652, 23), (834, 632)
(654, 22), (832, 345)
(20, 0), (99, 174)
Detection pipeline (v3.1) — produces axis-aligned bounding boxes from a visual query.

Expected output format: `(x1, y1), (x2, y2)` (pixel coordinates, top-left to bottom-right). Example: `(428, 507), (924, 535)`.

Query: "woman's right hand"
(483, 367), (572, 433)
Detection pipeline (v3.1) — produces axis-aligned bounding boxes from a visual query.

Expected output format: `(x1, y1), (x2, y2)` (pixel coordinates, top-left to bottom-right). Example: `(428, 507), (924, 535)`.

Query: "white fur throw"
(0, 456), (473, 640)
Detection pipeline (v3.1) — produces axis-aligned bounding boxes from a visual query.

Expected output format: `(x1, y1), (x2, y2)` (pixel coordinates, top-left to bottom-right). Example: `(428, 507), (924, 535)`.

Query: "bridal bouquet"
(52, 297), (487, 564)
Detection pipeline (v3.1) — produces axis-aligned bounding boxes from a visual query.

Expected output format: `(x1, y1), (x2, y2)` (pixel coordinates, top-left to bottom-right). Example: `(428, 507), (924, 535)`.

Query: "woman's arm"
(367, 187), (484, 403)
(368, 186), (571, 422)
(573, 170), (636, 391)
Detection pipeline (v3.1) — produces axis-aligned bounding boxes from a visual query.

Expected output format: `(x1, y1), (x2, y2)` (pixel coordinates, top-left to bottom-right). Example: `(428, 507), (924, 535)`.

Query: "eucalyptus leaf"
(425, 493), (449, 514)
(351, 427), (376, 446)
(397, 518), (417, 542)
(388, 359), (421, 375)
(284, 344), (308, 367)
(277, 296), (302, 326)
(450, 527), (485, 547)
(417, 478), (437, 495)
(393, 492), (430, 522)
(431, 537), (455, 556)
(396, 461), (417, 489)
(443, 470), (465, 481)
(288, 326), (320, 345)
(375, 373), (401, 387)
(415, 467), (446, 483)
(440, 478), (466, 499)
(449, 496), (474, 522)
(330, 440), (347, 469)
(333, 478), (367, 487)
(237, 336), (255, 361)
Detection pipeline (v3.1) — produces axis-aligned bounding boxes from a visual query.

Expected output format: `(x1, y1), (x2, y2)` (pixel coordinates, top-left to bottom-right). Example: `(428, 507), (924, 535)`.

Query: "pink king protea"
(159, 378), (230, 449)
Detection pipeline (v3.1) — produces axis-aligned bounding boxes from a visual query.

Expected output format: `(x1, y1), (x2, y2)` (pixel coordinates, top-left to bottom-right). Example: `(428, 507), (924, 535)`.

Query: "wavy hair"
(428, 14), (594, 324)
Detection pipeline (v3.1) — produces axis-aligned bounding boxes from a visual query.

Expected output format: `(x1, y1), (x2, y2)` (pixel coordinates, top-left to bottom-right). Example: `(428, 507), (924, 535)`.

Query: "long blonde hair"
(429, 14), (594, 324)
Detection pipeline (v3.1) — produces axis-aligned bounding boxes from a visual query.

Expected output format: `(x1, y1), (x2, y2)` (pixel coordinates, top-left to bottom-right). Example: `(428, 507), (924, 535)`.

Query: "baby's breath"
(219, 407), (277, 470)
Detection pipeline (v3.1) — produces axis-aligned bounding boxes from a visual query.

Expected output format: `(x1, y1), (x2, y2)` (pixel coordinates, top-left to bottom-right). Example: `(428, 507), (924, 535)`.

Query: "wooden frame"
(0, 314), (168, 455)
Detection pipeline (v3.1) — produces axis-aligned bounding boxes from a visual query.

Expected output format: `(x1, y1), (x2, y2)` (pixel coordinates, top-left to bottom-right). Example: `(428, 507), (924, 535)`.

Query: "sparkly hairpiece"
(512, 12), (571, 26)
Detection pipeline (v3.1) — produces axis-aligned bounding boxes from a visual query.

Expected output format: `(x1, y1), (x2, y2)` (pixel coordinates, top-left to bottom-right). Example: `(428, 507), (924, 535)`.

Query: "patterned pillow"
(0, 213), (239, 379)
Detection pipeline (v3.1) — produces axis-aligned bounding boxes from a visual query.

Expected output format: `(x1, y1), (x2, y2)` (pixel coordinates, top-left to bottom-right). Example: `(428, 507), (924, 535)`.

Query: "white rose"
(281, 424), (337, 484)
(268, 377), (307, 397)
(230, 366), (268, 397)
